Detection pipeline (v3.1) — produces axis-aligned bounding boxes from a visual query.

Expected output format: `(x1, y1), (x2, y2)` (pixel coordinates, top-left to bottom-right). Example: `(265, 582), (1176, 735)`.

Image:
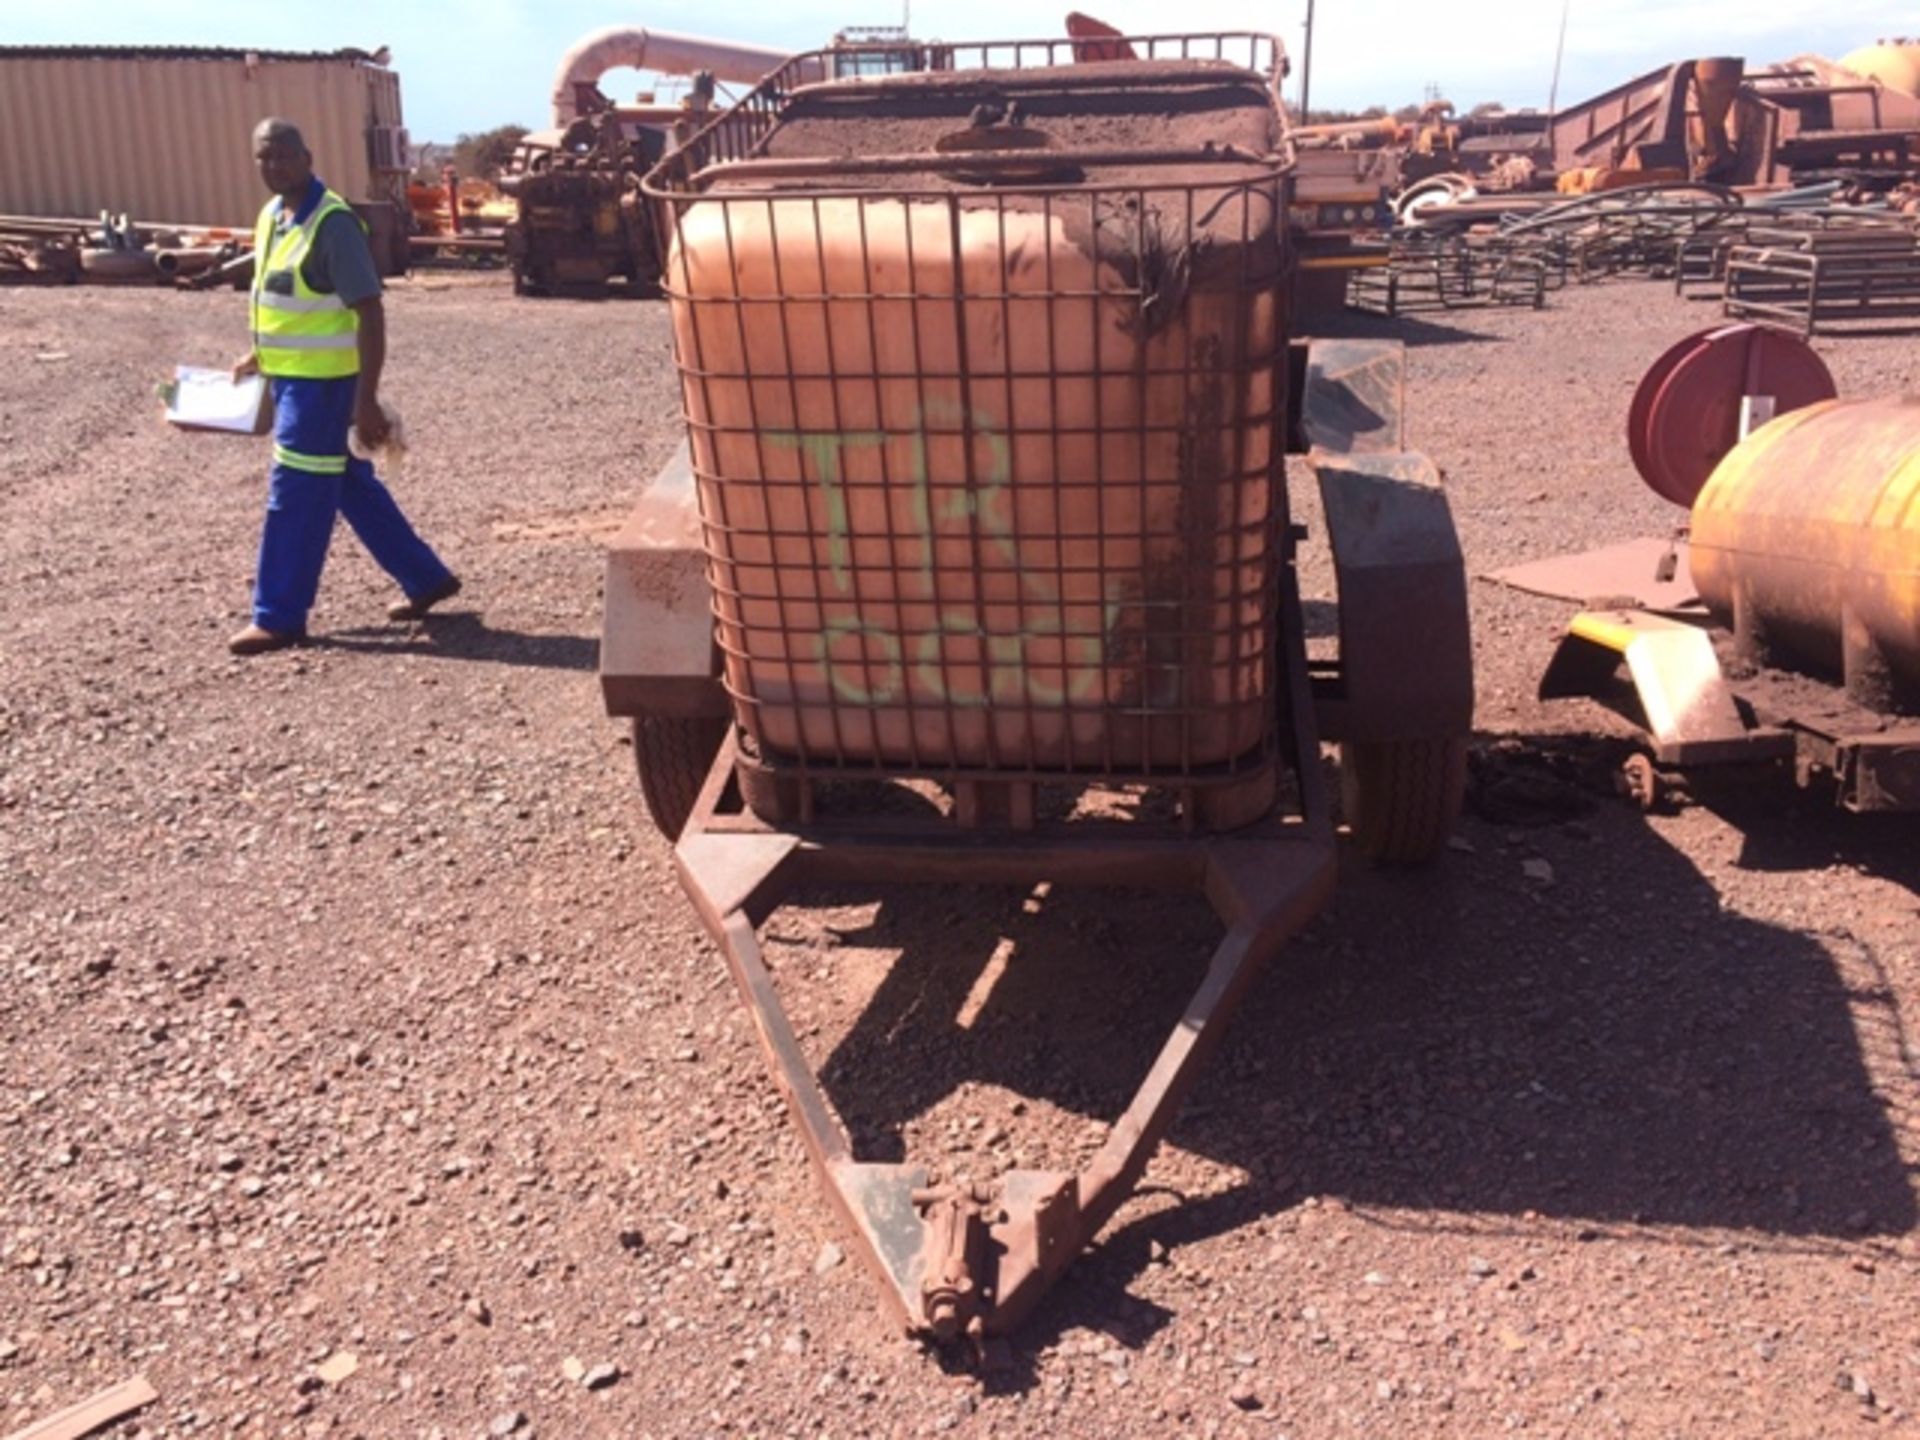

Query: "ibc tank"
(654, 56), (1294, 776)
(1690, 396), (1920, 706)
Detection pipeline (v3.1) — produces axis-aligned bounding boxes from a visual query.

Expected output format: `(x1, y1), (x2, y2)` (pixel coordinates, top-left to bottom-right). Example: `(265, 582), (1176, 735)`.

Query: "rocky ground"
(1, 269), (1916, 1440)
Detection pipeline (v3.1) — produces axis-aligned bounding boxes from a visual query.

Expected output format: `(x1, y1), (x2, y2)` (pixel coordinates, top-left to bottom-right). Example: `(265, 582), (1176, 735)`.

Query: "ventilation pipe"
(550, 26), (793, 126)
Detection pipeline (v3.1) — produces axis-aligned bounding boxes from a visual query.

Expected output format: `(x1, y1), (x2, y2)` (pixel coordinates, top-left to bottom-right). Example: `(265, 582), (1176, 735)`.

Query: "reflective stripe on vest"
(273, 442), (349, 475)
(250, 188), (364, 380)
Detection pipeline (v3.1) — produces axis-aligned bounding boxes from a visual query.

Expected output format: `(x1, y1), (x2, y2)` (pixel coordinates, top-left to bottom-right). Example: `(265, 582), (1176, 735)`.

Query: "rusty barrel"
(1690, 395), (1920, 708)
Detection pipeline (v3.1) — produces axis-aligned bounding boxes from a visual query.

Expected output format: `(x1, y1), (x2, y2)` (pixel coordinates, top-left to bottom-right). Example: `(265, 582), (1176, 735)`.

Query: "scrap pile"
(0, 211), (250, 288)
(1342, 41), (1920, 330)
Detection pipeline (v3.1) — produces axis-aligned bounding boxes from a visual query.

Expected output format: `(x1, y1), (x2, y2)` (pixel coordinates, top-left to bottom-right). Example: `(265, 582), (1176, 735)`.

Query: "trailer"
(601, 31), (1474, 1346)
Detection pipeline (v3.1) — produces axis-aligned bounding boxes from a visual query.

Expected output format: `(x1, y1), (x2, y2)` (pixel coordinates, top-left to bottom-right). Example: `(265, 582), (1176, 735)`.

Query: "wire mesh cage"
(644, 35), (1298, 792)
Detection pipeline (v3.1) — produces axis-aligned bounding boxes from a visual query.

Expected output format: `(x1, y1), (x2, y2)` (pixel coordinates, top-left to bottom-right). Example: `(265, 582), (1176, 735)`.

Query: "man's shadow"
(763, 744), (1916, 1387)
(314, 611), (598, 673)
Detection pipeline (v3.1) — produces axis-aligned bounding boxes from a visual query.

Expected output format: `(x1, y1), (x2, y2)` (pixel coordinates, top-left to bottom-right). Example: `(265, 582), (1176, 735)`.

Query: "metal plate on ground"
(1485, 536), (1705, 617)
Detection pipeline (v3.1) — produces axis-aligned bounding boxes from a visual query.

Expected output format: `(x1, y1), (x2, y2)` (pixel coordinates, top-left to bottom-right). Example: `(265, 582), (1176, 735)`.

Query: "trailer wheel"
(1339, 737), (1468, 865)
(632, 715), (728, 841)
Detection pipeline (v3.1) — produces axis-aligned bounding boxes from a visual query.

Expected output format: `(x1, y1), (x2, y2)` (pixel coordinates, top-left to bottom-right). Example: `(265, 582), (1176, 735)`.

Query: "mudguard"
(1299, 340), (1474, 743)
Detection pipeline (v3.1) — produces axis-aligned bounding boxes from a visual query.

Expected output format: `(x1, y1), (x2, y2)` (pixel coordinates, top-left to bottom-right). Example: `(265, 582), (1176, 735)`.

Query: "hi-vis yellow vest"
(250, 189), (363, 379)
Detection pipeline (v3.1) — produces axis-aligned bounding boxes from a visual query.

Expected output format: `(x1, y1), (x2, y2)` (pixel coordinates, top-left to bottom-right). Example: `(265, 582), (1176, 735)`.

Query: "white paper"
(164, 365), (268, 434)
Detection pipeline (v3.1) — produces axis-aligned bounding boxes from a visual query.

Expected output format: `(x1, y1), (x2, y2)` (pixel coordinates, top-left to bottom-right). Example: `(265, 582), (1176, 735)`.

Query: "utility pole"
(1548, 0), (1571, 116)
(1299, 0), (1316, 119)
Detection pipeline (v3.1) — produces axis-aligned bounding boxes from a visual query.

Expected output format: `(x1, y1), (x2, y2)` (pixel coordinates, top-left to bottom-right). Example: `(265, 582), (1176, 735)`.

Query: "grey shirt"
(274, 191), (381, 306)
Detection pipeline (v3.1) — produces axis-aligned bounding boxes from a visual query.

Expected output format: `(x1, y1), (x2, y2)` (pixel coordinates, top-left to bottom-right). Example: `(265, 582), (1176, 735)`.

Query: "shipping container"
(0, 45), (407, 231)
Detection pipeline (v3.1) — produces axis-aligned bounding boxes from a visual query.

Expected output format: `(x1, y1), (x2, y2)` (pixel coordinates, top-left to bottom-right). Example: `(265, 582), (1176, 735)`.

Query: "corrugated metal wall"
(0, 54), (404, 228)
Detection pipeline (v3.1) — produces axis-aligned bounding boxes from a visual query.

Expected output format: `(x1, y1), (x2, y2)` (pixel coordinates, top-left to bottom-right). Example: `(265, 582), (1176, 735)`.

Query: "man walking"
(228, 117), (460, 655)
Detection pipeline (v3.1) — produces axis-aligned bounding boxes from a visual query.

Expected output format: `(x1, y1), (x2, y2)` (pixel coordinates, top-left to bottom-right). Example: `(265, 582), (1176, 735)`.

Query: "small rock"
(1853, 1373), (1876, 1404)
(488, 1412), (526, 1438)
(814, 1241), (844, 1275)
(561, 1356), (586, 1384)
(582, 1362), (620, 1391)
(238, 1177), (267, 1198)
(1363, 1270), (1390, 1286)
(1447, 835), (1477, 854)
(0, 1339), (17, 1363)
(1230, 1351), (1258, 1369)
(315, 1352), (358, 1385)
(1467, 1256), (1496, 1278)
(1521, 858), (1555, 885)
(1228, 1381), (1262, 1412)
(1377, 1380), (1398, 1400)
(664, 1223), (692, 1248)
(465, 1298), (491, 1325)
(1148, 1239), (1170, 1265)
(617, 1228), (646, 1254)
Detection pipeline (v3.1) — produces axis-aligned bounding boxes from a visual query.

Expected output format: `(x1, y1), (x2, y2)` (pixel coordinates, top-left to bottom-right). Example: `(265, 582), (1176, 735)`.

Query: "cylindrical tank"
(1839, 39), (1920, 99)
(1690, 396), (1920, 708)
(656, 58), (1291, 776)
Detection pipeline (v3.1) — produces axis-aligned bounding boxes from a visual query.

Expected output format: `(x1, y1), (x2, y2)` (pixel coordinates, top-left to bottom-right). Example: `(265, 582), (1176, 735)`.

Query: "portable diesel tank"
(607, 31), (1477, 1341)
(648, 52), (1294, 784)
(1690, 395), (1920, 708)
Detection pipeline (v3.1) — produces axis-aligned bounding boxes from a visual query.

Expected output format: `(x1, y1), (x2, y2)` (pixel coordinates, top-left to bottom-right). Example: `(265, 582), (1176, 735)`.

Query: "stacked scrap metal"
(0, 212), (250, 288)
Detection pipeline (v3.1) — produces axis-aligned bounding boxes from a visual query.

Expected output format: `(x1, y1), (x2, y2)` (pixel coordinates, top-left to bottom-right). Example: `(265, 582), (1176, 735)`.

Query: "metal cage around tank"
(642, 36), (1301, 807)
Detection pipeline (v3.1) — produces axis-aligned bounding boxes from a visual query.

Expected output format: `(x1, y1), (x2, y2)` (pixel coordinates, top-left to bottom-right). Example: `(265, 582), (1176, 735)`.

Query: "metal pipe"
(152, 246), (226, 277)
(1299, 0), (1315, 118)
(1290, 115), (1403, 146)
(549, 26), (791, 126)
(693, 143), (1276, 185)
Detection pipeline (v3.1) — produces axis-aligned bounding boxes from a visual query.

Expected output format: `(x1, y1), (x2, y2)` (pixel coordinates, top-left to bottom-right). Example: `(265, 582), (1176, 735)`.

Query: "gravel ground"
(1, 270), (1917, 1440)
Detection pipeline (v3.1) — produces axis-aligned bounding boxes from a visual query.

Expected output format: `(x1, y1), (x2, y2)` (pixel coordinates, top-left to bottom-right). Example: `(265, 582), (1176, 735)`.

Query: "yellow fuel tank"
(1839, 39), (1920, 99)
(1690, 396), (1920, 707)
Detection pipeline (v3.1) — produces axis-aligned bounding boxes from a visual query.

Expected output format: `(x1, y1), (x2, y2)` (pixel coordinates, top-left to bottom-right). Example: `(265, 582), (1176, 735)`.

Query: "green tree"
(450, 125), (530, 180)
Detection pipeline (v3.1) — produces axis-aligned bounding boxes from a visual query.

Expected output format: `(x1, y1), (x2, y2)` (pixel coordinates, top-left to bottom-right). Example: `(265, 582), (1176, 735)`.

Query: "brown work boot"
(228, 624), (304, 656)
(388, 575), (462, 621)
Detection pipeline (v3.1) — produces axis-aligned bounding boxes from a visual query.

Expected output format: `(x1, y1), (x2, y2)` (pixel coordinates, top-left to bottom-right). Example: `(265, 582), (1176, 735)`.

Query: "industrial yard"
(3, 267), (1917, 1436)
(5, 11), (1920, 1440)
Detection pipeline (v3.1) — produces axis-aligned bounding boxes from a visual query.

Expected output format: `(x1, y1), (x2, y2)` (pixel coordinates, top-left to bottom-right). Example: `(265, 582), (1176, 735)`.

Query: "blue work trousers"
(253, 375), (453, 634)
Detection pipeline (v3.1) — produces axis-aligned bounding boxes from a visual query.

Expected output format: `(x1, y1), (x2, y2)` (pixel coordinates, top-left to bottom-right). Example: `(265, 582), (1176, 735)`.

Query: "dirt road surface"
(2, 272), (1916, 1438)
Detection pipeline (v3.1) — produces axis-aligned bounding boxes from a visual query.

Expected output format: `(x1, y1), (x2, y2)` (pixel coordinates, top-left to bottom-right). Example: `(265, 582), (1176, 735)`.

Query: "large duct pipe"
(1289, 115), (1405, 148)
(1693, 57), (1743, 139)
(550, 26), (792, 125)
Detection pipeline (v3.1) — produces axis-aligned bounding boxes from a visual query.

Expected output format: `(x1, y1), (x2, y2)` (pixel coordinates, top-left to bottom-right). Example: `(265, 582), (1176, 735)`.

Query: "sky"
(7, 0), (1914, 139)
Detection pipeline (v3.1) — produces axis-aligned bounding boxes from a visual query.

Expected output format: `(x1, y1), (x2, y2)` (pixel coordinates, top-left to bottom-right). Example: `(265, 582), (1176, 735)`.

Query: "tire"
(1339, 736), (1468, 865)
(632, 715), (728, 841)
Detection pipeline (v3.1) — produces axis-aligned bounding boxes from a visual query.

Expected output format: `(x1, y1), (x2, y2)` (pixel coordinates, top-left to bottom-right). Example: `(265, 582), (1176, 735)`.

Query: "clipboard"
(162, 365), (272, 435)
